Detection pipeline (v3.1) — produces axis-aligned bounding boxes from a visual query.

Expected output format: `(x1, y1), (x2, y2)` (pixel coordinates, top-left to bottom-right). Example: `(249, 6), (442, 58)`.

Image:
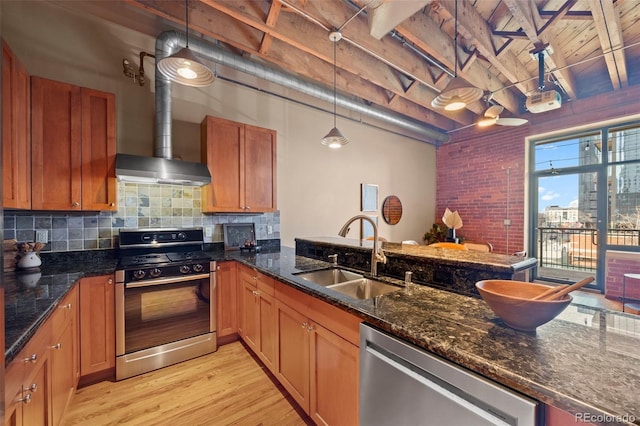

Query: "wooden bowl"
(475, 280), (572, 331)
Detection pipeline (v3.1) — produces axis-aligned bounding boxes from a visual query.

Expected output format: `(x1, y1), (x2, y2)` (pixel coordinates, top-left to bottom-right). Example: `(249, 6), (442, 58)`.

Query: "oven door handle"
(125, 273), (211, 289)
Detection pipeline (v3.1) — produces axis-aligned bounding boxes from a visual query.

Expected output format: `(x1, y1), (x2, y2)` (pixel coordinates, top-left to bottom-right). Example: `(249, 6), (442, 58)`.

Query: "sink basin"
(327, 278), (401, 299)
(294, 268), (363, 286)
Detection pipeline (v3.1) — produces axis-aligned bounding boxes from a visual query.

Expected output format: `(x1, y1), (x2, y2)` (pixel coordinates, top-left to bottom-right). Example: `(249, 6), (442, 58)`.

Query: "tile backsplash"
(3, 182), (280, 252)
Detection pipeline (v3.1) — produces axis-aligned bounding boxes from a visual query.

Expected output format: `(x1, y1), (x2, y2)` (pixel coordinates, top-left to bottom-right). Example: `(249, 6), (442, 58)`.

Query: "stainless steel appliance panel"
(360, 324), (538, 426)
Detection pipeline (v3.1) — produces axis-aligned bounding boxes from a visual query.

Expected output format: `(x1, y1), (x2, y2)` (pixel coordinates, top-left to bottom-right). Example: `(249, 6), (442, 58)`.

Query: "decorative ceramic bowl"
(475, 280), (572, 331)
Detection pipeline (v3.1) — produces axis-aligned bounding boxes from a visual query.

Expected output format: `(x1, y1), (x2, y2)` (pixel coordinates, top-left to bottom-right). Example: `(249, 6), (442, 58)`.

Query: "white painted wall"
(3, 1), (436, 246)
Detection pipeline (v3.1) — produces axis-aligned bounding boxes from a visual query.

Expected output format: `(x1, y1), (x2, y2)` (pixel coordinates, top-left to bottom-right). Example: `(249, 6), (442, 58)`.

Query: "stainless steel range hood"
(115, 154), (211, 186)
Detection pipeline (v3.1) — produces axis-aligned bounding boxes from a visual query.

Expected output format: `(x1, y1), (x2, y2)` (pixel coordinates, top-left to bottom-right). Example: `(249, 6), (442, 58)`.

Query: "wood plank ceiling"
(123, 0), (640, 136)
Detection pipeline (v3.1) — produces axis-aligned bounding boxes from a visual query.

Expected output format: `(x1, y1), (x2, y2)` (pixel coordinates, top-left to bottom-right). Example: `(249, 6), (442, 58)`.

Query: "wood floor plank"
(62, 342), (312, 426)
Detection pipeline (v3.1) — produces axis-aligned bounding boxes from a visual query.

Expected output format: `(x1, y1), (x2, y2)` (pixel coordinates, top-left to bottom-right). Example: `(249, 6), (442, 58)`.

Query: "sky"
(538, 174), (579, 212)
(535, 139), (582, 212)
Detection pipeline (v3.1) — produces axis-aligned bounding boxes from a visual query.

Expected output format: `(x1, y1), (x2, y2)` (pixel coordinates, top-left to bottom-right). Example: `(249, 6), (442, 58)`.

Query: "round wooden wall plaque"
(382, 195), (402, 225)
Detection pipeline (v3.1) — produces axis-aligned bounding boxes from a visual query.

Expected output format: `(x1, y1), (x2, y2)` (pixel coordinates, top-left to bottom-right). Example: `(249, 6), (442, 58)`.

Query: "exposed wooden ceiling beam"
(588, 0), (628, 89)
(259, 0), (282, 54)
(502, 0), (578, 100)
(435, 0), (536, 106)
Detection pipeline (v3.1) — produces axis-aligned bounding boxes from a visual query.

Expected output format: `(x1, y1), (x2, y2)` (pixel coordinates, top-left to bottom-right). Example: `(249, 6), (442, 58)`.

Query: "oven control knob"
(149, 268), (162, 278)
(177, 232), (187, 240)
(179, 265), (191, 274)
(193, 263), (204, 273)
(133, 270), (146, 280)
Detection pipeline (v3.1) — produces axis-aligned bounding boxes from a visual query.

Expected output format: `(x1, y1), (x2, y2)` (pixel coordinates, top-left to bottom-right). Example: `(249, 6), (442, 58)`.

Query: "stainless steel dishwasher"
(360, 324), (538, 426)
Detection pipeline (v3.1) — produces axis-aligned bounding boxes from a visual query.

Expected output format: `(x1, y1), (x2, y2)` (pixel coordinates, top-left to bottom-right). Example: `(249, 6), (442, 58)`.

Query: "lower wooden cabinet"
(238, 265), (276, 372)
(275, 296), (359, 425)
(216, 261), (238, 340)
(237, 267), (361, 425)
(79, 275), (115, 380)
(4, 285), (79, 426)
(50, 285), (79, 425)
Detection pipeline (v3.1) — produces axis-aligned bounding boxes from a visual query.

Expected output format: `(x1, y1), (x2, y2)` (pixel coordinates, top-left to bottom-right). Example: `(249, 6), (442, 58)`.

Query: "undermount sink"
(294, 268), (363, 286)
(327, 278), (401, 300)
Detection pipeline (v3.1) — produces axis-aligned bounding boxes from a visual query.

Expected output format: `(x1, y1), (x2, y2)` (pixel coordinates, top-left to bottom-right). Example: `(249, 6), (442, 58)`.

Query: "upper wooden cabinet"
(31, 77), (116, 211)
(2, 40), (31, 209)
(201, 116), (277, 213)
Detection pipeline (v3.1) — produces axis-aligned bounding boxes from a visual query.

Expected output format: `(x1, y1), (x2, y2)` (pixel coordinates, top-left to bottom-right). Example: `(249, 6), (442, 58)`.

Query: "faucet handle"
(328, 254), (338, 266)
(376, 249), (387, 264)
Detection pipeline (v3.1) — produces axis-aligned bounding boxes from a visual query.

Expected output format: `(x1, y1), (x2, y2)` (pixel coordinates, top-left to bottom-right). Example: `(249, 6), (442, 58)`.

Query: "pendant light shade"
(431, 0), (482, 111)
(157, 0), (214, 87)
(321, 31), (348, 149)
(157, 47), (215, 87)
(432, 78), (484, 111)
(321, 127), (349, 149)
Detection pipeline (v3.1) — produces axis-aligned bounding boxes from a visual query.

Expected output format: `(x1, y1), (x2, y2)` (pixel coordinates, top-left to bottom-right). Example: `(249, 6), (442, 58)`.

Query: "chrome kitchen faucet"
(338, 215), (387, 276)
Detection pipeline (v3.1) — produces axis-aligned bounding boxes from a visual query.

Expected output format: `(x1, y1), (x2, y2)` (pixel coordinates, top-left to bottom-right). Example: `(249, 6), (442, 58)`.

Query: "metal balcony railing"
(537, 227), (640, 271)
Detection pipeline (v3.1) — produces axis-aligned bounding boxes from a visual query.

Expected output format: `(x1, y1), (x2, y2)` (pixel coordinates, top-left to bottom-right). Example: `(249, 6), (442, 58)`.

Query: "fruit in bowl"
(475, 280), (572, 331)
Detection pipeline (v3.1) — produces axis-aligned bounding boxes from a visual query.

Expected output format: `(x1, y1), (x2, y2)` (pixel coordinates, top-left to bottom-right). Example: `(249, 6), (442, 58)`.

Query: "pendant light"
(431, 0), (483, 111)
(321, 31), (349, 149)
(157, 0), (214, 87)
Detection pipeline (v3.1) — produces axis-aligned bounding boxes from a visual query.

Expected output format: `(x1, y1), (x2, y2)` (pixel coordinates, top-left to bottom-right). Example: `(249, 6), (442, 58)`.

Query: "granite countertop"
(4, 254), (118, 365)
(5, 246), (639, 425)
(297, 236), (538, 273)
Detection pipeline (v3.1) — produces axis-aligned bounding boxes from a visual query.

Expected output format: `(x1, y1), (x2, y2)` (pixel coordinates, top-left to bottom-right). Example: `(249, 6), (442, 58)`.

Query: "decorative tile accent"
(4, 182), (280, 253)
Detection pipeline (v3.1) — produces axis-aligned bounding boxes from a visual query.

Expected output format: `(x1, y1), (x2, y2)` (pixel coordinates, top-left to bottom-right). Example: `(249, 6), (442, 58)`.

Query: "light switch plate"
(267, 225), (273, 235)
(205, 226), (213, 237)
(35, 230), (48, 243)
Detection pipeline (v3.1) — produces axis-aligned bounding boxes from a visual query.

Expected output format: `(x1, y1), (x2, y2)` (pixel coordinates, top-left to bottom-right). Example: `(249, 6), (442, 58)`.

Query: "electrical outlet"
(503, 219), (511, 226)
(267, 225), (273, 235)
(205, 226), (213, 238)
(35, 230), (48, 243)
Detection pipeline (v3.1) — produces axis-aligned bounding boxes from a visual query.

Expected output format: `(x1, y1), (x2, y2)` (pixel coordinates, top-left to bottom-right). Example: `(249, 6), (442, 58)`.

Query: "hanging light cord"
(185, 0), (190, 48)
(453, 0), (458, 78)
(332, 40), (337, 128)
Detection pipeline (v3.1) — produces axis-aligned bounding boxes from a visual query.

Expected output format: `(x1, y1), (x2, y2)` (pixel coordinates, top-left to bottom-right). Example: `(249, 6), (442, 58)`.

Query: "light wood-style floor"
(62, 342), (312, 426)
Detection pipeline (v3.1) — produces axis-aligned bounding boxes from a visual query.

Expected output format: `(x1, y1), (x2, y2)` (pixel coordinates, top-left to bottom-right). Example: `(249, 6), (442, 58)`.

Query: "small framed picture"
(223, 223), (256, 251)
(361, 183), (378, 212)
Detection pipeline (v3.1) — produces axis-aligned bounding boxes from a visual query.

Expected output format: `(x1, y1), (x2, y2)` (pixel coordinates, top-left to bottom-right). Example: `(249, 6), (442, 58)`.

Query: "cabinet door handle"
(301, 322), (308, 329)
(60, 303), (72, 310)
(18, 393), (32, 404)
(26, 383), (37, 393)
(23, 354), (37, 363)
(51, 343), (62, 350)
(109, 202), (116, 207)
(307, 324), (315, 331)
(107, 278), (113, 285)
(245, 206), (251, 210)
(72, 202), (80, 207)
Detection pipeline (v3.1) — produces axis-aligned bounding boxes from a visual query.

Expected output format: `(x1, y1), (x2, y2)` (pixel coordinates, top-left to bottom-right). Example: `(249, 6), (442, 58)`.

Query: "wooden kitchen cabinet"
(79, 275), (115, 381)
(31, 77), (116, 211)
(2, 40), (31, 209)
(275, 280), (360, 425)
(237, 265), (277, 372)
(201, 116), (277, 213)
(4, 310), (52, 426)
(49, 285), (79, 426)
(216, 261), (238, 343)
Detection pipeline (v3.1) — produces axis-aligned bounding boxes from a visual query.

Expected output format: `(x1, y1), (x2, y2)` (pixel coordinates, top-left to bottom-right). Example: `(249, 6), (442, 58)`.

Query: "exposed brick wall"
(605, 251), (640, 301)
(437, 84), (640, 255)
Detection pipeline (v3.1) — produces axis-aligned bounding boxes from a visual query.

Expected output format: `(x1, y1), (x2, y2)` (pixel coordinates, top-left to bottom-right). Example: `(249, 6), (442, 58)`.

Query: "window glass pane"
(608, 163), (640, 248)
(609, 125), (640, 163)
(534, 133), (601, 172)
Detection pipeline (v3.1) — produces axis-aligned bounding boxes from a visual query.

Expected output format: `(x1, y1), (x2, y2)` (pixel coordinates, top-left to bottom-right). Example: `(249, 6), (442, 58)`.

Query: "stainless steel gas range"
(115, 228), (216, 380)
